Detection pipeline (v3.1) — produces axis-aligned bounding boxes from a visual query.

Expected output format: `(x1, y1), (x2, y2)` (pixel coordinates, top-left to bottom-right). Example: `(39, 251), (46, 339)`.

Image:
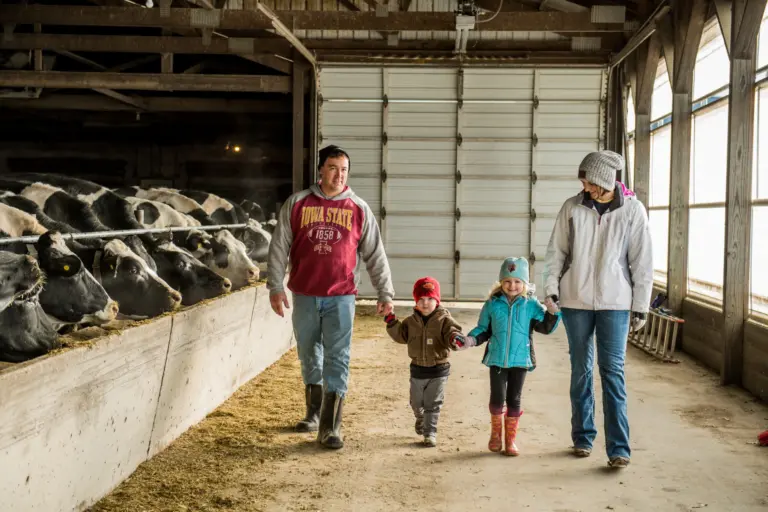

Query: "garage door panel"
(463, 69), (534, 100)
(461, 180), (530, 216)
(459, 217), (529, 259)
(463, 103), (532, 139)
(459, 260), (505, 299)
(386, 216), (454, 258)
(389, 103), (456, 138)
(388, 141), (456, 175)
(390, 258), (455, 299)
(346, 176), (381, 215)
(536, 141), (600, 177)
(538, 69), (604, 101)
(321, 68), (382, 99)
(322, 138), (381, 173)
(461, 141), (531, 177)
(388, 178), (454, 214)
(388, 69), (457, 100)
(534, 180), (579, 218)
(537, 105), (600, 140)
(321, 103), (382, 138)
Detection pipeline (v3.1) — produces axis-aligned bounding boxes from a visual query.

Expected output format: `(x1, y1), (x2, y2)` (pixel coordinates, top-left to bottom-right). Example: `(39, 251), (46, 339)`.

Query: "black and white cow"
(116, 187), (262, 287)
(35, 232), (119, 330)
(0, 202), (47, 237)
(241, 199), (266, 223)
(69, 239), (183, 319)
(114, 186), (215, 225)
(0, 297), (60, 363)
(176, 189), (248, 225)
(0, 191), (90, 237)
(0, 178), (112, 233)
(123, 196), (201, 229)
(149, 241), (233, 304)
(0, 250), (42, 313)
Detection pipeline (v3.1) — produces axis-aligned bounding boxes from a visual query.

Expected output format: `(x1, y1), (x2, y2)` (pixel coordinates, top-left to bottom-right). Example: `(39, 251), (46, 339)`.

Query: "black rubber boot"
(317, 391), (344, 449)
(295, 384), (323, 432)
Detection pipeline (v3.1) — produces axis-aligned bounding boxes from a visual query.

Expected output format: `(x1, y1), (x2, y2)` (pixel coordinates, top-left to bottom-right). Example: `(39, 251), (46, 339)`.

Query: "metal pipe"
(0, 223), (247, 245)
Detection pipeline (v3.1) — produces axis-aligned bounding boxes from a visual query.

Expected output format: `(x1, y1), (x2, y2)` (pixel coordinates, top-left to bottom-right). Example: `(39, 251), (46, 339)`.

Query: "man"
(267, 144), (395, 450)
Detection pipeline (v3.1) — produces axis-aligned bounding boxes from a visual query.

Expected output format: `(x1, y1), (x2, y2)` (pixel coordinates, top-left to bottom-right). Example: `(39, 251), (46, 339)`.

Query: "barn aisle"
(92, 305), (768, 512)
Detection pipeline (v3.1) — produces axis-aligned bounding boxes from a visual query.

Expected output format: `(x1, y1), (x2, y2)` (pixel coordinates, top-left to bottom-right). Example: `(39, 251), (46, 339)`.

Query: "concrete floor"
(260, 306), (768, 512)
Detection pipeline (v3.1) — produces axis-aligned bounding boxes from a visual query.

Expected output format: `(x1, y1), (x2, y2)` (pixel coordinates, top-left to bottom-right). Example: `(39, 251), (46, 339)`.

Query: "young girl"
(457, 257), (560, 456)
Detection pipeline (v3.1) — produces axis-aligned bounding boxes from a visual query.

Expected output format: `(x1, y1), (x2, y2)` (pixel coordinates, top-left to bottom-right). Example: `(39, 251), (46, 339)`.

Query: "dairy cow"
(69, 239), (183, 318)
(123, 196), (201, 229)
(241, 199), (266, 223)
(176, 189), (248, 224)
(0, 250), (58, 362)
(0, 202), (47, 237)
(0, 251), (42, 313)
(0, 191), (90, 237)
(35, 232), (119, 329)
(115, 187), (261, 287)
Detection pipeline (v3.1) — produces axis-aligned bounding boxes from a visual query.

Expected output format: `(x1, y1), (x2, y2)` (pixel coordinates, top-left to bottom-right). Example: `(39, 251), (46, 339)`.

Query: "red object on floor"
(758, 430), (768, 446)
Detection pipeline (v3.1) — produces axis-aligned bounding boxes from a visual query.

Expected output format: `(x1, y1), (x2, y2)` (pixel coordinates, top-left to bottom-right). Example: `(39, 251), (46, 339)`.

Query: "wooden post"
(632, 34), (661, 208)
(292, 58), (305, 194)
(721, 0), (768, 385)
(666, 0), (707, 315)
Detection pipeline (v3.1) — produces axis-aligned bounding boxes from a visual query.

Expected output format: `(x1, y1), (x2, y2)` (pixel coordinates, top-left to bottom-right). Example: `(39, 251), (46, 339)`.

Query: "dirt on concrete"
(90, 305), (768, 512)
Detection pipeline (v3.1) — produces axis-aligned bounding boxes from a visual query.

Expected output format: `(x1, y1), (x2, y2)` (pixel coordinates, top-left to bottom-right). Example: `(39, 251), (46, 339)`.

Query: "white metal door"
(319, 66), (606, 301)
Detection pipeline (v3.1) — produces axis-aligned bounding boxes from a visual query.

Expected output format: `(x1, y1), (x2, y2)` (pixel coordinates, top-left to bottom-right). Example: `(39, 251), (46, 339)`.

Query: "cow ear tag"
(63, 265), (70, 272)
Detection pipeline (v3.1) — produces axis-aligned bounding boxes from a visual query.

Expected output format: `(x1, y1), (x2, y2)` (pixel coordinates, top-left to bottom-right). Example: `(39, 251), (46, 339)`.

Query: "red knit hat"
(413, 277), (441, 304)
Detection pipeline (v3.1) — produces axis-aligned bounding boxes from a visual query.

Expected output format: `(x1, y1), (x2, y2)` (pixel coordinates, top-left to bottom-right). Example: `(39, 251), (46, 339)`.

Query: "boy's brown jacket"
(386, 306), (462, 367)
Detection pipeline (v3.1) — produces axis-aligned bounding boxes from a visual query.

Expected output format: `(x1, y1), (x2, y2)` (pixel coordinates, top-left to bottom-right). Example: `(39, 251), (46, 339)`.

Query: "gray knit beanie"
(578, 150), (624, 191)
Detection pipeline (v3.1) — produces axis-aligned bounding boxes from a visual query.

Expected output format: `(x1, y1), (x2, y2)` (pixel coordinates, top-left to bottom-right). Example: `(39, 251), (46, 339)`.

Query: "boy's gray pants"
(410, 376), (448, 437)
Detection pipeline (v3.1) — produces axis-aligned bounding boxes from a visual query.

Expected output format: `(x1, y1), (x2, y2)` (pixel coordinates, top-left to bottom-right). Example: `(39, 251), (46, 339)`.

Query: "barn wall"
(0, 109), (294, 218)
(744, 320), (768, 401)
(0, 284), (294, 512)
(681, 298), (724, 373)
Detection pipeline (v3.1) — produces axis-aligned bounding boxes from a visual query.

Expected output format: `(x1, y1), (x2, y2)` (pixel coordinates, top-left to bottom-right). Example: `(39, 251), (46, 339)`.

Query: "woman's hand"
(544, 295), (560, 314)
(630, 312), (647, 332)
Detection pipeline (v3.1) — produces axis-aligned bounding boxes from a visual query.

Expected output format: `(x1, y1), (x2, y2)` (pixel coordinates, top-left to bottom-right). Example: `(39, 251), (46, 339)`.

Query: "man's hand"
(270, 292), (290, 317)
(377, 301), (394, 316)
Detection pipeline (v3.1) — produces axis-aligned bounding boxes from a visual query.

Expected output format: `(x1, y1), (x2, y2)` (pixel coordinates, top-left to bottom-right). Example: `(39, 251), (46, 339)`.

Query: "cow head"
(0, 299), (60, 362)
(36, 232), (118, 329)
(72, 239), (182, 319)
(0, 250), (43, 313)
(240, 220), (272, 263)
(173, 229), (212, 259)
(122, 234), (158, 272)
(198, 229), (259, 290)
(151, 242), (232, 305)
(240, 199), (266, 223)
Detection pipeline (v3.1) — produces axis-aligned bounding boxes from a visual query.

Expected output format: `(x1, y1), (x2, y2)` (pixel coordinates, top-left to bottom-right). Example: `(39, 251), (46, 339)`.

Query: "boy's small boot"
(295, 384), (323, 432)
(317, 391), (345, 449)
(504, 413), (522, 456)
(489, 413), (504, 452)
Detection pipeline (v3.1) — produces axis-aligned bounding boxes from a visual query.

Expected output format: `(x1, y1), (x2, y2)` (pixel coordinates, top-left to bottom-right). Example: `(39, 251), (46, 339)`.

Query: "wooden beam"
(239, 53), (292, 75)
(292, 61), (305, 194)
(632, 33), (660, 208)
(0, 71), (291, 93)
(0, 33), (289, 55)
(667, 0), (706, 316)
(721, 0), (767, 386)
(714, 0), (733, 57)
(33, 23), (42, 72)
(0, 6), (629, 32)
(53, 49), (108, 71)
(303, 38), (574, 51)
(657, 14), (675, 87)
(0, 95), (291, 113)
(92, 88), (147, 110)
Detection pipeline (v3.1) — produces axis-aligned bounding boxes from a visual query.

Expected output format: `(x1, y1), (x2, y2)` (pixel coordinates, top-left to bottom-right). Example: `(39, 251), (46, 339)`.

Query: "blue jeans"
(561, 308), (631, 459)
(292, 294), (356, 396)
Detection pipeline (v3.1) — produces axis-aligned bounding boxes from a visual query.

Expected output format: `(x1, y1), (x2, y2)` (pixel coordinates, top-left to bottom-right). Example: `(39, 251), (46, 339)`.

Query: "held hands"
(450, 332), (476, 351)
(544, 295), (560, 315)
(384, 312), (397, 326)
(630, 312), (647, 332)
(377, 301), (394, 317)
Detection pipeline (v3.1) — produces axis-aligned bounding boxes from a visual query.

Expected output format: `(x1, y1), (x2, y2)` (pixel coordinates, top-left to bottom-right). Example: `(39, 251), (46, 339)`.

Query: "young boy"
(384, 277), (464, 447)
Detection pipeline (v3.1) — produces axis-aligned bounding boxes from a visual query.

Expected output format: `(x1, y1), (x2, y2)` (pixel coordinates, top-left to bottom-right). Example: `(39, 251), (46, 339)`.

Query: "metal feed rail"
(0, 223), (248, 245)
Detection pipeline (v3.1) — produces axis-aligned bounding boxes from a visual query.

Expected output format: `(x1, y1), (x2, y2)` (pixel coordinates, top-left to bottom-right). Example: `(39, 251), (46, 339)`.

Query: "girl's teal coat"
(468, 292), (561, 370)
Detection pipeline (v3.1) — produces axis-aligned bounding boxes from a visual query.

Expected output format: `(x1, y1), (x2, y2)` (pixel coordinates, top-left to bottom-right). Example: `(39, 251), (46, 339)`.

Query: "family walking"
(267, 145), (653, 469)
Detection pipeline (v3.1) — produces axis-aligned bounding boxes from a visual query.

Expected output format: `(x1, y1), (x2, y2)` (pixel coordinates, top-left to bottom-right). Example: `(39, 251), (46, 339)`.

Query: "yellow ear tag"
(110, 264), (114, 270)
(63, 265), (70, 271)
(197, 243), (203, 249)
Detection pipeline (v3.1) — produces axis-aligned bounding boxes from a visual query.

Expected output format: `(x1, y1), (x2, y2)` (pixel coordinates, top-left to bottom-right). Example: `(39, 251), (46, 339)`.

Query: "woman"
(543, 150), (653, 469)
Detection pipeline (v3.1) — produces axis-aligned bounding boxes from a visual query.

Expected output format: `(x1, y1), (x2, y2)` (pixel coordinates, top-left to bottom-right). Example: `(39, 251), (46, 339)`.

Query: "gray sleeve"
(543, 200), (571, 298)
(266, 196), (296, 295)
(358, 202), (394, 302)
(628, 201), (654, 313)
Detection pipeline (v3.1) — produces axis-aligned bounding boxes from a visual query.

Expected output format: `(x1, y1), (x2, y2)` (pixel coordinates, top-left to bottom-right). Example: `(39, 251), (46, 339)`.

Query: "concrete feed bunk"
(0, 283), (294, 512)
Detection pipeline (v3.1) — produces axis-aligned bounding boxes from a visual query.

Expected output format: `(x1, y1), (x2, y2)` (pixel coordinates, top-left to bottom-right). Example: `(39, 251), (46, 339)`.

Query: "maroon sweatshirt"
(267, 184), (394, 301)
